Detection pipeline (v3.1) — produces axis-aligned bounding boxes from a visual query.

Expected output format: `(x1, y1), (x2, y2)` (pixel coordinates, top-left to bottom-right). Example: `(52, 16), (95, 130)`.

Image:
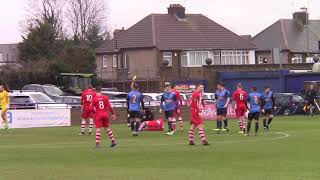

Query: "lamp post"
(301, 6), (310, 57)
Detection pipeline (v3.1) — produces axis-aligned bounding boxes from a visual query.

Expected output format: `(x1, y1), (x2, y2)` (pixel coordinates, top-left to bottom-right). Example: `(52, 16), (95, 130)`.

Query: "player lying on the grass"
(245, 86), (265, 136)
(93, 87), (117, 148)
(172, 84), (184, 131)
(127, 78), (144, 136)
(215, 82), (231, 133)
(188, 84), (209, 146)
(138, 108), (164, 131)
(0, 84), (10, 130)
(232, 83), (248, 134)
(160, 82), (179, 135)
(262, 86), (276, 132)
(80, 85), (96, 135)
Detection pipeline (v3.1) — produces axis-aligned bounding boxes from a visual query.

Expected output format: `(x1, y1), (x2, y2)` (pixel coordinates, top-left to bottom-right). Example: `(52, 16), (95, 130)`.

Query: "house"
(0, 43), (18, 65)
(96, 4), (256, 84)
(252, 11), (320, 64)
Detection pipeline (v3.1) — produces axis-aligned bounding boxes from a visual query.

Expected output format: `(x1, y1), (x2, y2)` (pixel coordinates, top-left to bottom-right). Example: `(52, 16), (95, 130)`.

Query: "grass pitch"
(0, 116), (320, 180)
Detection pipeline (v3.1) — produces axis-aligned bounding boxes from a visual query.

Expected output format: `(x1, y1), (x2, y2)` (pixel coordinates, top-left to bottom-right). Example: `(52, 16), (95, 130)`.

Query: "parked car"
(22, 84), (81, 105)
(274, 93), (305, 116)
(143, 93), (161, 107)
(9, 91), (71, 109)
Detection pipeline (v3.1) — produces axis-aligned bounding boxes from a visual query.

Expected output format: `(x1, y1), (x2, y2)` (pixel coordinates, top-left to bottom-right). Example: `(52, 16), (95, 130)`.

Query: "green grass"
(1, 116), (320, 180)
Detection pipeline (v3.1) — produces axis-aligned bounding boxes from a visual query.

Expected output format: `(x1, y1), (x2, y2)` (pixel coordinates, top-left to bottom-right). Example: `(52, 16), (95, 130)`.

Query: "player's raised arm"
(130, 76), (137, 89)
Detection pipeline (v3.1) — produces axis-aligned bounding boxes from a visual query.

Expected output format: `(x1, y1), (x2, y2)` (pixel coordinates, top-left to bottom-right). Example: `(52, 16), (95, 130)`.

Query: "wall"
(96, 48), (159, 81)
(160, 63), (313, 92)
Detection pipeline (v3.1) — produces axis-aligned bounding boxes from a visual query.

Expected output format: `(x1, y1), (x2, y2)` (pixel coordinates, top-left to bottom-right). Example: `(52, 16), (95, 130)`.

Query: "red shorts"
(146, 119), (164, 131)
(81, 107), (95, 119)
(190, 110), (203, 126)
(174, 108), (182, 117)
(95, 114), (109, 128)
(235, 106), (246, 118)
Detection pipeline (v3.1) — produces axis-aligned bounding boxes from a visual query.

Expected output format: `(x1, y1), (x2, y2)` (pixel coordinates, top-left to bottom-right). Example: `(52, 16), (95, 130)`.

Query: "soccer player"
(262, 86), (275, 132)
(245, 87), (265, 136)
(80, 85), (96, 135)
(172, 84), (184, 131)
(160, 82), (179, 135)
(92, 87), (116, 148)
(215, 82), (231, 133)
(127, 82), (144, 136)
(232, 83), (248, 134)
(0, 84), (10, 129)
(188, 84), (209, 146)
(304, 84), (317, 117)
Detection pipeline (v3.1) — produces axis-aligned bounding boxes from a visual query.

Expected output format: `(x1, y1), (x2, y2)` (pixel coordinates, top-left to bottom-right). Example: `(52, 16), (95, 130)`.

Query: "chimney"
(167, 4), (186, 19)
(293, 11), (308, 27)
(113, 27), (125, 38)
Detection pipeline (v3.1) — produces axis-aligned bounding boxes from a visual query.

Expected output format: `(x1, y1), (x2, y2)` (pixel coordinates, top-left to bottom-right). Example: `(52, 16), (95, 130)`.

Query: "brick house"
(96, 4), (256, 87)
(252, 11), (320, 64)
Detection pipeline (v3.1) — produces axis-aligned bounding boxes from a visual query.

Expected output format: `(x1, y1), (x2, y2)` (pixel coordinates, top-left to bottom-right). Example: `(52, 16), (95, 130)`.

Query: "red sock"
(178, 117), (183, 128)
(81, 120), (86, 132)
(139, 122), (146, 131)
(198, 128), (206, 143)
(89, 119), (94, 133)
(172, 119), (177, 131)
(106, 129), (115, 144)
(189, 129), (195, 142)
(95, 129), (101, 145)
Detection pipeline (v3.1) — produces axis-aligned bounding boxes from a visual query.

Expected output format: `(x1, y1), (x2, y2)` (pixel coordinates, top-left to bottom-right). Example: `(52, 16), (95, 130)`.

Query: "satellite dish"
(205, 58), (213, 65)
(162, 60), (169, 67)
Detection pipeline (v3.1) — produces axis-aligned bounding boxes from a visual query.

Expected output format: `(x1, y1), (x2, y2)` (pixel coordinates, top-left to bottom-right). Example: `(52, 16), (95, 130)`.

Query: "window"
(181, 52), (188, 67)
(221, 50), (249, 65)
(163, 52), (172, 66)
(102, 55), (108, 68)
(292, 54), (303, 63)
(118, 53), (128, 69)
(181, 51), (210, 67)
(112, 55), (117, 67)
(258, 56), (268, 64)
(213, 51), (220, 64)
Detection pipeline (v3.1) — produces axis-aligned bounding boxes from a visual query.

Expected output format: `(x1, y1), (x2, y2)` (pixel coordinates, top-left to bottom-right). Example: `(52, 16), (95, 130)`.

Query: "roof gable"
(96, 14), (255, 53)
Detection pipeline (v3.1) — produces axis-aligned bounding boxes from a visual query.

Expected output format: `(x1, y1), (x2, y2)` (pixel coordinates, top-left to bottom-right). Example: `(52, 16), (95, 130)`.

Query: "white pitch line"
(0, 132), (291, 149)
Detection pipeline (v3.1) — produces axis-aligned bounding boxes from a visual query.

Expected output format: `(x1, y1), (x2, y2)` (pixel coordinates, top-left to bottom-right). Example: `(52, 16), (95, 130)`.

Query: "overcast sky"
(0, 0), (319, 44)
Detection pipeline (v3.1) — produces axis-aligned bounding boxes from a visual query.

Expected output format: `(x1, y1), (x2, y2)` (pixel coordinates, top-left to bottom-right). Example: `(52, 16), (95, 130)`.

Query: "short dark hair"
(252, 86), (257, 91)
(95, 86), (102, 92)
(264, 85), (270, 89)
(133, 83), (139, 89)
(218, 82), (225, 87)
(197, 83), (203, 88)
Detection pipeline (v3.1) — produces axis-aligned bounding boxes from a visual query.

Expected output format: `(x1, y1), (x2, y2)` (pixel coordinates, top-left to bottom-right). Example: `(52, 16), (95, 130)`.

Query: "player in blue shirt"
(127, 82), (144, 136)
(262, 86), (276, 132)
(245, 87), (265, 136)
(160, 82), (179, 136)
(215, 82), (231, 133)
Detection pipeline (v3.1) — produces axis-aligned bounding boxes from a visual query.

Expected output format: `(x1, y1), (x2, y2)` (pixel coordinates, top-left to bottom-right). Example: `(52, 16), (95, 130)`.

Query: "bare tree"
(66, 0), (108, 41)
(22, 0), (65, 38)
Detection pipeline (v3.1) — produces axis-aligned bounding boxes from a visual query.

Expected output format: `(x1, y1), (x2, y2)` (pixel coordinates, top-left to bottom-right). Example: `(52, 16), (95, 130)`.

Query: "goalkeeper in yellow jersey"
(0, 84), (10, 129)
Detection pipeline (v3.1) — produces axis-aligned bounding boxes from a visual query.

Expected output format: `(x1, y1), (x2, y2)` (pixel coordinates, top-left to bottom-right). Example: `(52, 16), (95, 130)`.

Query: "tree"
(66, 0), (109, 44)
(18, 0), (64, 62)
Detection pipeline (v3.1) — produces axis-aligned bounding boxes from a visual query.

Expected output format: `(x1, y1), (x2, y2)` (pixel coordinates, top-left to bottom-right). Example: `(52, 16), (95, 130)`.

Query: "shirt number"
(254, 96), (259, 104)
(86, 95), (93, 101)
(132, 95), (137, 103)
(239, 93), (244, 100)
(99, 101), (104, 109)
